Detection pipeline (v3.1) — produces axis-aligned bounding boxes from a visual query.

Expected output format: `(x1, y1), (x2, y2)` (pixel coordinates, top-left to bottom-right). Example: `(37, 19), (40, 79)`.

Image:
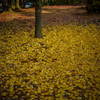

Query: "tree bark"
(34, 0), (43, 38)
(19, 0), (25, 8)
(87, 0), (94, 13)
(43, 0), (45, 5)
(15, 0), (20, 10)
(7, 0), (12, 11)
(68, 0), (70, 5)
(1, 0), (5, 11)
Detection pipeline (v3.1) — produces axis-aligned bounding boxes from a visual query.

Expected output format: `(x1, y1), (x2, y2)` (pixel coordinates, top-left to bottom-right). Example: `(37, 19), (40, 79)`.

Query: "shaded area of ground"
(0, 5), (100, 32)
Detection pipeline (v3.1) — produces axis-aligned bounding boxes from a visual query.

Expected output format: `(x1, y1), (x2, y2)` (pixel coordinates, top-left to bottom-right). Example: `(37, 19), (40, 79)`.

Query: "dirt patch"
(0, 5), (99, 21)
(0, 5), (100, 28)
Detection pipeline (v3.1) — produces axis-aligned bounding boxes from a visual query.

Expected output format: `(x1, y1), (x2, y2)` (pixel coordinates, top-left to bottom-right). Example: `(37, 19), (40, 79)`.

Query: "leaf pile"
(0, 23), (100, 100)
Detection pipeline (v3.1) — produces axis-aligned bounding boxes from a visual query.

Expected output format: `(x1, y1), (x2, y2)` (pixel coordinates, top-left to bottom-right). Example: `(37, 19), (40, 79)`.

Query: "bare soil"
(0, 5), (100, 31)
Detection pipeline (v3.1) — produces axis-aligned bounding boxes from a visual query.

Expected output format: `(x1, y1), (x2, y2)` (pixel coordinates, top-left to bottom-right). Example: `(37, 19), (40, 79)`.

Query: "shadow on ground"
(0, 5), (100, 34)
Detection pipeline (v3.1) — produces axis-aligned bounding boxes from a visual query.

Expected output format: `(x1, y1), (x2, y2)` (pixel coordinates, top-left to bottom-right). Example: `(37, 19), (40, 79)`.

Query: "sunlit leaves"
(0, 23), (100, 99)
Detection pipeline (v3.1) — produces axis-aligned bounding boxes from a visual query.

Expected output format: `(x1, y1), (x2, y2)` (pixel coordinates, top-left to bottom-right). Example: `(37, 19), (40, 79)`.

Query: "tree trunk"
(87, 0), (94, 13)
(15, 0), (20, 10)
(68, 0), (70, 5)
(43, 0), (45, 5)
(1, 0), (5, 11)
(20, 0), (25, 8)
(7, 0), (12, 11)
(19, 0), (22, 8)
(34, 0), (43, 38)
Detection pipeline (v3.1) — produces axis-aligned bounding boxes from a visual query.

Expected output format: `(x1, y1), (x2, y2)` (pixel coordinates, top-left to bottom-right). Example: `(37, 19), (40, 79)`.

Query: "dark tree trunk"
(1, 0), (5, 11)
(68, 0), (70, 5)
(15, 0), (20, 10)
(19, 0), (25, 8)
(7, 0), (12, 11)
(22, 0), (25, 8)
(87, 0), (93, 4)
(34, 0), (42, 38)
(87, 0), (96, 13)
(19, 0), (22, 8)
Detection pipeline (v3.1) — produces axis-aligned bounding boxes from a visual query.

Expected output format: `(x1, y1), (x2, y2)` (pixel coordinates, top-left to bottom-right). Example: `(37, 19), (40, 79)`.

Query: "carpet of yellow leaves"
(0, 23), (100, 100)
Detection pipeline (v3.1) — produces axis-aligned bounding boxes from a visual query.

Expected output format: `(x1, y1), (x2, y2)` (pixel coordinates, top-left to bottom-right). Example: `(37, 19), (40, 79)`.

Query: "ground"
(0, 5), (100, 25)
(0, 5), (100, 100)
